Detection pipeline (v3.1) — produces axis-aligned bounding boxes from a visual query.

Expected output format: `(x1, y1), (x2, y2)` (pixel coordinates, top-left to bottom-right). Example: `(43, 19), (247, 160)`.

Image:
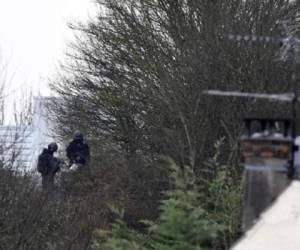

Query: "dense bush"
(0, 166), (108, 250)
(0, 143), (242, 250)
(92, 156), (242, 250)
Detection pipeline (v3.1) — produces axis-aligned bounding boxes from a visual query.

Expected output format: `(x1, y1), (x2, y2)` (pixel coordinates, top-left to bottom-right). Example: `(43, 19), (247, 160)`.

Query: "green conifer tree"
(93, 159), (223, 250)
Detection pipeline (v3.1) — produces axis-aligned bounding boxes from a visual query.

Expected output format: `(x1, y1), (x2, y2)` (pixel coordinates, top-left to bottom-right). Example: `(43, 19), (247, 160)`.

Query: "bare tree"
(49, 1), (300, 245)
(51, 0), (300, 167)
(0, 54), (33, 170)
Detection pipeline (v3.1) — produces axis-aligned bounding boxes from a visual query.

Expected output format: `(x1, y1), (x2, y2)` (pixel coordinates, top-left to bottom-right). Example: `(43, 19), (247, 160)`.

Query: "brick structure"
(240, 119), (293, 231)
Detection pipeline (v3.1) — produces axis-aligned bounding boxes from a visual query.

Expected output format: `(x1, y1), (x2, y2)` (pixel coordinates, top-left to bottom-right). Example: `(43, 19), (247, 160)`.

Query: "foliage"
(91, 208), (148, 250)
(203, 139), (243, 249)
(93, 159), (226, 250)
(0, 140), (242, 250)
(3, 0), (296, 249)
(206, 170), (243, 249)
(49, 2), (300, 245)
(51, 0), (300, 170)
(149, 160), (223, 250)
(0, 166), (110, 250)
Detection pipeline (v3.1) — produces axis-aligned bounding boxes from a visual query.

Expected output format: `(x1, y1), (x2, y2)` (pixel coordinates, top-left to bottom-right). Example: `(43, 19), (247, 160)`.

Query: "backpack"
(37, 149), (49, 175)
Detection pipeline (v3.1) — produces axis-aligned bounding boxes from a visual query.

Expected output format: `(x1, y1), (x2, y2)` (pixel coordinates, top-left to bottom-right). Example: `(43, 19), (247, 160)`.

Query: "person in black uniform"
(66, 131), (90, 169)
(37, 142), (60, 191)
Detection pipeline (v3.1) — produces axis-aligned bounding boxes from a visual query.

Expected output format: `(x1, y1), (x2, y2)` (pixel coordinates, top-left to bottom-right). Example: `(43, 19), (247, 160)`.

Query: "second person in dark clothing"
(66, 130), (90, 169)
(37, 142), (60, 191)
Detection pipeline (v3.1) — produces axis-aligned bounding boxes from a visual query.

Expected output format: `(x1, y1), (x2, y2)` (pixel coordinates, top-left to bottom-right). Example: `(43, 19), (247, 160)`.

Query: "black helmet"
(48, 142), (58, 153)
(73, 130), (84, 141)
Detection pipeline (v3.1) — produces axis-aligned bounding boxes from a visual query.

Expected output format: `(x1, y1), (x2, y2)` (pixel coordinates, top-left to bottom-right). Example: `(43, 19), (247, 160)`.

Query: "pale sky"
(0, 0), (95, 96)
